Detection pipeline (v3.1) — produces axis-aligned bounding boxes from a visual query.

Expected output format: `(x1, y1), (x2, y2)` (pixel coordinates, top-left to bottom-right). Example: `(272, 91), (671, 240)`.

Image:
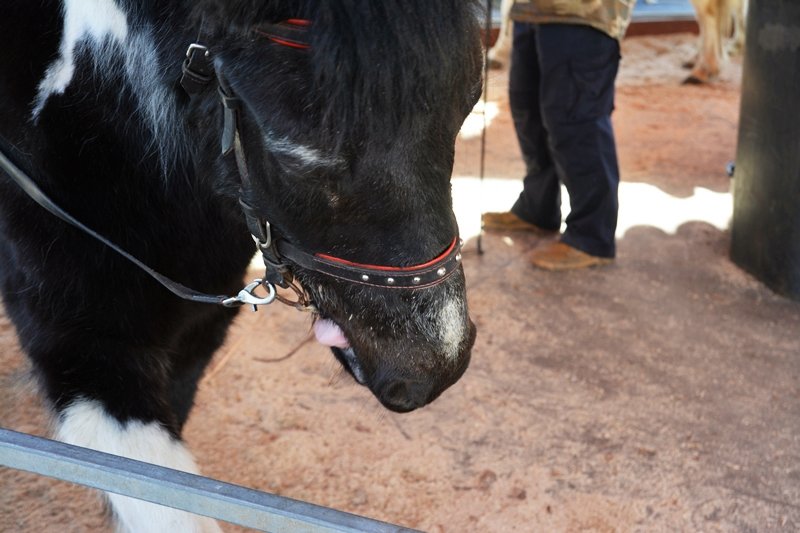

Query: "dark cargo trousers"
(509, 22), (621, 258)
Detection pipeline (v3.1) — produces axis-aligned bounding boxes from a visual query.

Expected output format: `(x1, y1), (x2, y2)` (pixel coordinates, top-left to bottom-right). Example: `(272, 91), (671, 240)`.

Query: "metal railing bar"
(0, 427), (420, 533)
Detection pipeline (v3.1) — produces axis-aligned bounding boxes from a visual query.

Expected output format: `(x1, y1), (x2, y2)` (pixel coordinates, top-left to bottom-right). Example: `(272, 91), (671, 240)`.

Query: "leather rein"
(0, 20), (463, 312)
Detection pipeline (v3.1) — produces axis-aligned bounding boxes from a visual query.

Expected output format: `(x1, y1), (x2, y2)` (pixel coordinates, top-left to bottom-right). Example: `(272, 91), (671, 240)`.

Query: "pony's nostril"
(378, 379), (429, 413)
(384, 380), (408, 403)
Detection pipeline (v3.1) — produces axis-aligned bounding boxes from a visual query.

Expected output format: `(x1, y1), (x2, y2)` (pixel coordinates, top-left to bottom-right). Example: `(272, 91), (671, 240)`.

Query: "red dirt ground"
(4, 34), (800, 532)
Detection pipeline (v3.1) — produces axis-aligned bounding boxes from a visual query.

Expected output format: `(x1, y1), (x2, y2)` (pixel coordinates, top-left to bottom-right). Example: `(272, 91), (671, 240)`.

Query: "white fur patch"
(437, 298), (465, 361)
(57, 400), (221, 533)
(32, 0), (129, 118)
(281, 141), (328, 166)
(31, 0), (186, 168)
(264, 133), (342, 168)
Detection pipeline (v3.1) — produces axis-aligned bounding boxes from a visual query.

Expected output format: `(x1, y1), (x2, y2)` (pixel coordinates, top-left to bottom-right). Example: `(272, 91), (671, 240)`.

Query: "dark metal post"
(730, 1), (800, 299)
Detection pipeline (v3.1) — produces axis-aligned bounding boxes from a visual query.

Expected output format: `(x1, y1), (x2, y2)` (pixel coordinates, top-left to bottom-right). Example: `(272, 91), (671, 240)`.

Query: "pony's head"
(194, 0), (482, 412)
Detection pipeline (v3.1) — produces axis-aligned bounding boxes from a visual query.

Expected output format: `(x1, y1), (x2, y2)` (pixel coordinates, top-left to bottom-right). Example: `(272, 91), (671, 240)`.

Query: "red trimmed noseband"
(255, 19), (311, 50)
(317, 238), (458, 272)
(276, 237), (464, 289)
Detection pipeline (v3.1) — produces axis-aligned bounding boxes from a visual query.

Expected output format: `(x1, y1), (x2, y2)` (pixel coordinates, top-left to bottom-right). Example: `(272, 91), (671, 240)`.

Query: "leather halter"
(0, 19), (464, 315)
(181, 20), (464, 293)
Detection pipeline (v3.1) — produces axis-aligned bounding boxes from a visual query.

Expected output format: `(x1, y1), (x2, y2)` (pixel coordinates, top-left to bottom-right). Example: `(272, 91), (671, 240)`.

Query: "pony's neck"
(36, 2), (200, 173)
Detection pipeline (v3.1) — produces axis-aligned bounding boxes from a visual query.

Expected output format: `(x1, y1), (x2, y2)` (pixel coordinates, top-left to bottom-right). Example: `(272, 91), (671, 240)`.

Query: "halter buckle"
(180, 44), (214, 95)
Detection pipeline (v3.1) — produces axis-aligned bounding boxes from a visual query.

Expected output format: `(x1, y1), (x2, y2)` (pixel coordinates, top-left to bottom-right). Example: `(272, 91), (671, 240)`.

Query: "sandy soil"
(3, 34), (800, 532)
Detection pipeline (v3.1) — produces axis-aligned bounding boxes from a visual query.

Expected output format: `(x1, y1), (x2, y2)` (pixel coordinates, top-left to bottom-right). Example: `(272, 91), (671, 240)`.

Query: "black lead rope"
(0, 148), (272, 308)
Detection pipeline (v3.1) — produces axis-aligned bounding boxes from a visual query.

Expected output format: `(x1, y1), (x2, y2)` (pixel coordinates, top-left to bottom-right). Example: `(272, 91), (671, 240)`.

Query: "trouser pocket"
(567, 50), (620, 121)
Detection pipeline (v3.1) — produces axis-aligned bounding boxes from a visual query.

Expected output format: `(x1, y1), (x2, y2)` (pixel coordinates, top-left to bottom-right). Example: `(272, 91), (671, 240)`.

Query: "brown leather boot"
(482, 212), (558, 235)
(529, 241), (613, 271)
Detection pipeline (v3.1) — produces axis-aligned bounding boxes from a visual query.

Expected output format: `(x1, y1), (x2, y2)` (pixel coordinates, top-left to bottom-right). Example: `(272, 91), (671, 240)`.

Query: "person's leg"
(535, 24), (620, 258)
(508, 21), (562, 231)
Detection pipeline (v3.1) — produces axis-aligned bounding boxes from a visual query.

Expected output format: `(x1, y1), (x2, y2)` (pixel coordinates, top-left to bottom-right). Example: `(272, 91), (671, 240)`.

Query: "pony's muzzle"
(374, 318), (475, 413)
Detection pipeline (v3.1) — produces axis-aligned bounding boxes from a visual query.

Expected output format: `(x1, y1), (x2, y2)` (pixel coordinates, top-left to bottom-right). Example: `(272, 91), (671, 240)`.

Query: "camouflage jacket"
(510, 0), (635, 40)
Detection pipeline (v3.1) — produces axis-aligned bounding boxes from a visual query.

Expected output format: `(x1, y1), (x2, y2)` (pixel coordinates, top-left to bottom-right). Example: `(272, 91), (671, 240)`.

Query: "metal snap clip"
(222, 279), (277, 311)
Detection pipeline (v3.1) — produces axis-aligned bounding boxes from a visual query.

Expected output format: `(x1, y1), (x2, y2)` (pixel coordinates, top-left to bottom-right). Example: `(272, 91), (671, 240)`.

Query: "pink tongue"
(313, 319), (351, 349)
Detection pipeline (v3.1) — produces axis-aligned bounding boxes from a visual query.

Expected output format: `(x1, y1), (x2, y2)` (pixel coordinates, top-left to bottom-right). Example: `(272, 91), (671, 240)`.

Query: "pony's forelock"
(308, 1), (482, 144)
(189, 1), (482, 150)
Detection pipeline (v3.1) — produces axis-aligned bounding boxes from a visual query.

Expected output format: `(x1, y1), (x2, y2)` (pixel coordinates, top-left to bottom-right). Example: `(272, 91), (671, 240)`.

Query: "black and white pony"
(0, 0), (481, 530)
